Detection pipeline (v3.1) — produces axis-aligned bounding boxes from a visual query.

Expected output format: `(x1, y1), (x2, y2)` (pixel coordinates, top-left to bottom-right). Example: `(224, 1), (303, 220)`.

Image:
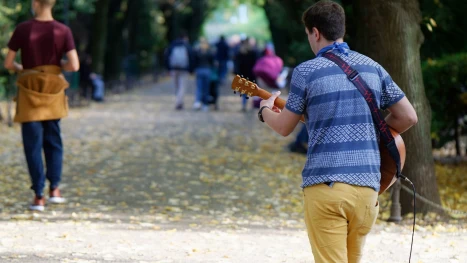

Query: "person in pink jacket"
(253, 47), (284, 89)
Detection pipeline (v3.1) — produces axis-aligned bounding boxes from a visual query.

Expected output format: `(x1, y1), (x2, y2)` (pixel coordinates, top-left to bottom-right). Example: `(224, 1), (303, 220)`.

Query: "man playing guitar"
(258, 1), (418, 262)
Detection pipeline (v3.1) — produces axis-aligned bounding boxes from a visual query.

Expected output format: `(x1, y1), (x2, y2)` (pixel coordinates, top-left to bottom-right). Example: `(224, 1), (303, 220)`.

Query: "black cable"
(400, 174), (415, 263)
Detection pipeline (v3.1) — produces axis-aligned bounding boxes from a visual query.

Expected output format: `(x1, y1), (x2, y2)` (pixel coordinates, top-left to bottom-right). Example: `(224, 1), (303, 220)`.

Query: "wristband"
(258, 106), (270, 122)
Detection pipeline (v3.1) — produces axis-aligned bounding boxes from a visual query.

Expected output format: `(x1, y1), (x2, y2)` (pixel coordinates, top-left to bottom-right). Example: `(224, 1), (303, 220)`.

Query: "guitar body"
(231, 75), (406, 195)
(379, 129), (406, 195)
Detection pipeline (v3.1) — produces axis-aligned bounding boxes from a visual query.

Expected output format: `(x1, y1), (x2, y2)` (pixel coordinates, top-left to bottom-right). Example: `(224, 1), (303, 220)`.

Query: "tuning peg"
(245, 96), (249, 100)
(234, 91), (237, 94)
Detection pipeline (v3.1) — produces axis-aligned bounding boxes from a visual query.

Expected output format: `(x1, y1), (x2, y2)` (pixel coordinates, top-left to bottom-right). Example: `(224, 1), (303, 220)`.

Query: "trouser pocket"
(358, 202), (379, 235)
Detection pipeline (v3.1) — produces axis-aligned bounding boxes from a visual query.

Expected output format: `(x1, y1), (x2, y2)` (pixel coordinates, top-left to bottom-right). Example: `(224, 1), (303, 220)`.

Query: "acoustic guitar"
(231, 75), (406, 195)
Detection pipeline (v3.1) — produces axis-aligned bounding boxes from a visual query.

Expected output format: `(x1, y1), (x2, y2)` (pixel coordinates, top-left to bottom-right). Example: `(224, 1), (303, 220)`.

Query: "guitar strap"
(322, 52), (402, 178)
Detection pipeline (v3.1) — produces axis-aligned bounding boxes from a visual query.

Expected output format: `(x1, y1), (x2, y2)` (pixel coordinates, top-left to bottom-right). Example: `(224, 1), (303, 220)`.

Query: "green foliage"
(422, 53), (467, 145)
(0, 2), (23, 60)
(263, 0), (318, 66)
(130, 0), (167, 72)
(0, 1), (22, 100)
(420, 0), (467, 59)
(203, 3), (271, 43)
(52, 0), (97, 22)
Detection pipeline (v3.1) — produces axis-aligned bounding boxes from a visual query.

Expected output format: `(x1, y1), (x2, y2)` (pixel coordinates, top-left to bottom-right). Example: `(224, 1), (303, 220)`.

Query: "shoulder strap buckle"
(348, 70), (359, 81)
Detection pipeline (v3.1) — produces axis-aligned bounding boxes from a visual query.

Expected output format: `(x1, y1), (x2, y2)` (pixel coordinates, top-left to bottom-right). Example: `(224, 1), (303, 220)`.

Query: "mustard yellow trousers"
(303, 183), (379, 263)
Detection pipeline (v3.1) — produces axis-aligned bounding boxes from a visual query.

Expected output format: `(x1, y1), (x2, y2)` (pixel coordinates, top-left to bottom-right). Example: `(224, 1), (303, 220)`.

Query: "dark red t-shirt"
(8, 19), (76, 69)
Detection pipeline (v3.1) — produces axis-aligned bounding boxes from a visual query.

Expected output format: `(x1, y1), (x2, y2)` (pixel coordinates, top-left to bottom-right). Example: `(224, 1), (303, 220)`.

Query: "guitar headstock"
(231, 75), (261, 99)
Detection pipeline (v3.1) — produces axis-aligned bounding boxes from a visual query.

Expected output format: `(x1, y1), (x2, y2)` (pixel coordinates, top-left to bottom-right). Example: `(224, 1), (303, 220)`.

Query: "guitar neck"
(256, 88), (286, 108)
(256, 88), (305, 123)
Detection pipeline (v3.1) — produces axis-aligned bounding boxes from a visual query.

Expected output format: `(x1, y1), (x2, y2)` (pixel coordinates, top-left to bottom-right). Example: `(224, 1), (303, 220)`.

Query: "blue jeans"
(196, 68), (211, 105)
(242, 95), (248, 108)
(218, 60), (228, 84)
(22, 120), (63, 197)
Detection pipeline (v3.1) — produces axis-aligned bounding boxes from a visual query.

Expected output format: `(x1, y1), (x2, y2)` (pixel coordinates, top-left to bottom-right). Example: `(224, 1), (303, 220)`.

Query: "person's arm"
(61, 49), (80, 72)
(384, 97), (418, 134)
(3, 50), (23, 72)
(378, 66), (417, 134)
(260, 91), (302, 137)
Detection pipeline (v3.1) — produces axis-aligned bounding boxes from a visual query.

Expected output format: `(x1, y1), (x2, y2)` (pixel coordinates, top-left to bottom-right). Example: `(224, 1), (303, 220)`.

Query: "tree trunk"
(263, 1), (290, 60)
(160, 2), (178, 43)
(91, 0), (110, 75)
(353, 0), (442, 215)
(104, 0), (125, 81)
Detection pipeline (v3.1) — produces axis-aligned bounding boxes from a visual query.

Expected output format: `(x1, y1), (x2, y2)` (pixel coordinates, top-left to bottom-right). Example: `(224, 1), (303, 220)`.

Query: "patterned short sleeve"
(285, 68), (307, 115)
(378, 66), (405, 110)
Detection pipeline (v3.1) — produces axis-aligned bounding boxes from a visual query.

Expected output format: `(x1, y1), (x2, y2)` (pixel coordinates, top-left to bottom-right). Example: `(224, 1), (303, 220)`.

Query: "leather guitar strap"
(322, 52), (402, 178)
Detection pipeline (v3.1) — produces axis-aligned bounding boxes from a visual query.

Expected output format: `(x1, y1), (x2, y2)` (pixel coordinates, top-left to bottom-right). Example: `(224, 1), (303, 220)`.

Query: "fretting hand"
(260, 91), (282, 113)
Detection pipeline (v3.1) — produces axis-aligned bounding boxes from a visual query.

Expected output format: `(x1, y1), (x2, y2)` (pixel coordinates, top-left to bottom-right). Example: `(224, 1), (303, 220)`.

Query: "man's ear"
(312, 27), (320, 41)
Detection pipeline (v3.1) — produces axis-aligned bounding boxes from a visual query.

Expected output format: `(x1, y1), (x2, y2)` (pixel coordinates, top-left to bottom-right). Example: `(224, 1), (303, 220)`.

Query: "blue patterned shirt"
(285, 48), (405, 192)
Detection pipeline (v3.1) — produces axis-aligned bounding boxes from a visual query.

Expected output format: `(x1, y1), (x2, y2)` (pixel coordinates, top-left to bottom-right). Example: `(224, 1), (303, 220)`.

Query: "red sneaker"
(49, 188), (66, 204)
(29, 196), (45, 211)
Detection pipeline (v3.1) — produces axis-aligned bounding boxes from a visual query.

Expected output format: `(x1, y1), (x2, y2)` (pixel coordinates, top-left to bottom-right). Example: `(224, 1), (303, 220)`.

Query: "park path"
(0, 77), (465, 263)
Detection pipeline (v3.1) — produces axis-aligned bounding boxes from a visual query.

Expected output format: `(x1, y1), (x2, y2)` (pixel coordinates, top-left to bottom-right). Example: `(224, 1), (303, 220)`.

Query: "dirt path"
(0, 78), (465, 263)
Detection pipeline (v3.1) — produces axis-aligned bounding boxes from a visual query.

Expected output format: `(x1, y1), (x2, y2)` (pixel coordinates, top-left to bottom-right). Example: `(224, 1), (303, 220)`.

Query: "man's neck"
(317, 38), (344, 52)
(35, 10), (54, 21)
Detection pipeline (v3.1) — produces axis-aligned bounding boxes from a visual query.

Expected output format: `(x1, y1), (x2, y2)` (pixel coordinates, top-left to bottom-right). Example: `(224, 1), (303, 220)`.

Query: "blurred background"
(0, 1), (465, 261)
(0, 0), (465, 151)
(0, 0), (466, 226)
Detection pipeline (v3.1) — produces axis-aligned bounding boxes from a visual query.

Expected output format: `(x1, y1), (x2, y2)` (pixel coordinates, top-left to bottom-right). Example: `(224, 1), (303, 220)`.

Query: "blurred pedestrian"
(91, 73), (105, 102)
(164, 32), (193, 110)
(3, 0), (80, 211)
(215, 35), (230, 85)
(252, 46), (284, 108)
(193, 38), (215, 112)
(234, 38), (258, 111)
(253, 47), (284, 89)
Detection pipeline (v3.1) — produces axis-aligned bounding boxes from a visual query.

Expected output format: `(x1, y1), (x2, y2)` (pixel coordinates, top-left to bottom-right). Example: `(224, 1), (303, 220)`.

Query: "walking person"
(215, 35), (230, 85)
(253, 46), (283, 90)
(193, 38), (215, 111)
(252, 46), (284, 108)
(3, 0), (80, 211)
(256, 1), (418, 262)
(164, 32), (193, 110)
(234, 38), (258, 111)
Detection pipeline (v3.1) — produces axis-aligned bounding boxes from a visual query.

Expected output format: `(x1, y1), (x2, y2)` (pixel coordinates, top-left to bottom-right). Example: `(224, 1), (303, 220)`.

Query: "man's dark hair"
(302, 0), (346, 41)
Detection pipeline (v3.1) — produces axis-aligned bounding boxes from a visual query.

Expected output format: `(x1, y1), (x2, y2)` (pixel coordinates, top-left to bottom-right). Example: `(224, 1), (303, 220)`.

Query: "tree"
(422, 53), (467, 155)
(0, 1), (25, 126)
(263, 0), (317, 66)
(353, 0), (442, 214)
(91, 0), (111, 75)
(159, 0), (219, 43)
(103, 0), (127, 81)
(419, 0), (467, 60)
